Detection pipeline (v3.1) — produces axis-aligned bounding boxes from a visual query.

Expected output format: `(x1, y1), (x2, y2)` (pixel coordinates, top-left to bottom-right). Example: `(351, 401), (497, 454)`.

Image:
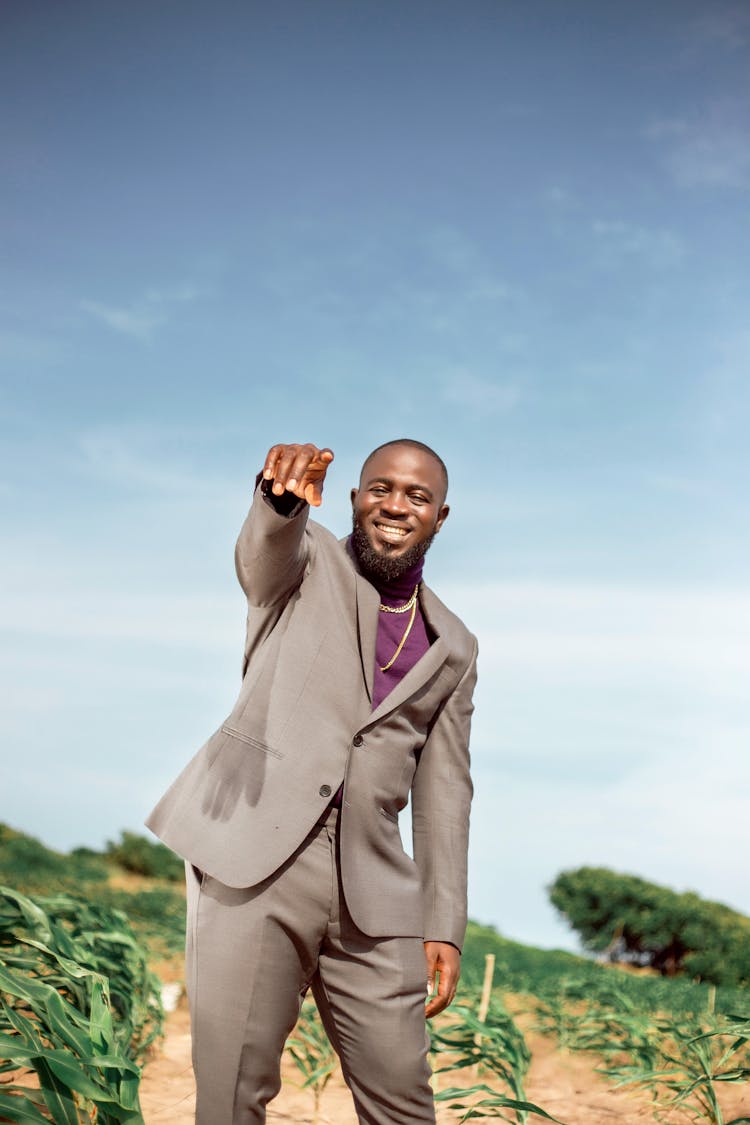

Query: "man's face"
(350, 445), (449, 582)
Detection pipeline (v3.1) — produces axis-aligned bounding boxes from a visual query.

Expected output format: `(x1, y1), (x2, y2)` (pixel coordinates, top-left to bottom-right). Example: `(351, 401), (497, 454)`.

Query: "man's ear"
(350, 487), (358, 510)
(434, 504), (450, 534)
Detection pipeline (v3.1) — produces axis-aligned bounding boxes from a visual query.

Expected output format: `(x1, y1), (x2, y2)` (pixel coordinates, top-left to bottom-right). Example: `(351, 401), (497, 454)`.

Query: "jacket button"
(352, 734), (364, 747)
(319, 784), (332, 798)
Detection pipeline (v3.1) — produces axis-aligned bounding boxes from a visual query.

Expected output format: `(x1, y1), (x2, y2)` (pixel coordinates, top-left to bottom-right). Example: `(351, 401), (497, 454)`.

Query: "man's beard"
(350, 520), (435, 585)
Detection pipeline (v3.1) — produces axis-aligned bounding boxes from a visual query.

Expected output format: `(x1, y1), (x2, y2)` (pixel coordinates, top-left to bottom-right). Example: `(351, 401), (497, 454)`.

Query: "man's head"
(350, 439), (450, 583)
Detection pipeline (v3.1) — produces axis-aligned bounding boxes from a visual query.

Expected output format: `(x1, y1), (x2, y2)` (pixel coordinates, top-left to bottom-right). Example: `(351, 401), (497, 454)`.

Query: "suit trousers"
(185, 807), (436, 1124)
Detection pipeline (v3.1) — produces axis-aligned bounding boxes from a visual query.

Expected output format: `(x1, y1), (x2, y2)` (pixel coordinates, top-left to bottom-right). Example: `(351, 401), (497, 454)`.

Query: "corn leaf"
(0, 1089), (54, 1124)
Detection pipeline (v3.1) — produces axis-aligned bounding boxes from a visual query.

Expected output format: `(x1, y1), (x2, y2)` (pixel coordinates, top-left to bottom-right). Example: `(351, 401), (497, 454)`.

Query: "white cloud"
(424, 227), (517, 300)
(670, 129), (750, 189)
(687, 7), (750, 54)
(425, 226), (482, 273)
(76, 423), (233, 495)
(542, 185), (577, 208)
(450, 578), (750, 943)
(441, 370), (522, 414)
(444, 579), (749, 802)
(645, 104), (750, 189)
(646, 472), (712, 499)
(468, 733), (750, 948)
(79, 300), (163, 340)
(0, 588), (238, 647)
(80, 280), (205, 339)
(446, 579), (750, 684)
(591, 219), (686, 268)
(643, 118), (689, 141)
(143, 282), (204, 305)
(0, 328), (62, 363)
(463, 279), (514, 303)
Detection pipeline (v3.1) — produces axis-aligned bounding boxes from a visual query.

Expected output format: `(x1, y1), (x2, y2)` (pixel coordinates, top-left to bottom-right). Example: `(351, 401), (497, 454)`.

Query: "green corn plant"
(460, 921), (748, 1018)
(546, 984), (663, 1076)
(523, 965), (750, 1125)
(531, 976), (610, 1051)
(532, 992), (587, 1050)
(430, 1001), (564, 1123)
(24, 892), (165, 1060)
(576, 1008), (662, 1077)
(285, 998), (338, 1125)
(529, 975), (746, 1121)
(0, 885), (164, 1123)
(602, 1012), (750, 1125)
(0, 963), (142, 1123)
(75, 886), (187, 960)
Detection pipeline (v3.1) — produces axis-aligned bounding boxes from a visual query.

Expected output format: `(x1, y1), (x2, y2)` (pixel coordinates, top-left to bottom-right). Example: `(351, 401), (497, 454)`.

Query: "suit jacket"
(146, 484), (477, 950)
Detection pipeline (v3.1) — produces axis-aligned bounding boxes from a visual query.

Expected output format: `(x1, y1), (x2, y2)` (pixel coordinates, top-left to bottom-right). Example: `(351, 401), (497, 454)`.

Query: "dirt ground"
(138, 997), (750, 1124)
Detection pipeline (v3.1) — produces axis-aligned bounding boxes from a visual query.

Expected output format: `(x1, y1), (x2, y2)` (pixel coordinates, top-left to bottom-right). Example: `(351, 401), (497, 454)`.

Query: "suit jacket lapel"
(367, 634), (448, 724)
(366, 582), (451, 724)
(343, 537), (452, 719)
(353, 566), (379, 704)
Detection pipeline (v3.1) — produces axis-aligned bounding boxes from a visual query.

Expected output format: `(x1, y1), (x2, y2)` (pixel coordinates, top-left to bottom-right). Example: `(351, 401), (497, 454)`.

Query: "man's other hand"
(424, 941), (461, 1019)
(263, 443), (334, 508)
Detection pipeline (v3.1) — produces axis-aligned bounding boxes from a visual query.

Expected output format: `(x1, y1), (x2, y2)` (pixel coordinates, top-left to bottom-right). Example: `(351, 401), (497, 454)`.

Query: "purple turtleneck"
(334, 550), (432, 806)
(372, 556), (432, 710)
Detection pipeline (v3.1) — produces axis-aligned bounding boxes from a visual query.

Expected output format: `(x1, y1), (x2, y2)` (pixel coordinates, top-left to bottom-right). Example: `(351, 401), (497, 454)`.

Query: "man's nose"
(380, 492), (409, 516)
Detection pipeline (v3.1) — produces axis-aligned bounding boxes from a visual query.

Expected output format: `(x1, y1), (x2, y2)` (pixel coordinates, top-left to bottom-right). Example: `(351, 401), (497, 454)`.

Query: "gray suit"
(146, 484), (477, 1121)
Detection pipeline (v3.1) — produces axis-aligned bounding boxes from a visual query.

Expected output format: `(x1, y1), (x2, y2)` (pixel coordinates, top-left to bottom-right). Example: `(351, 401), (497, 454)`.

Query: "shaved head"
(360, 439), (448, 502)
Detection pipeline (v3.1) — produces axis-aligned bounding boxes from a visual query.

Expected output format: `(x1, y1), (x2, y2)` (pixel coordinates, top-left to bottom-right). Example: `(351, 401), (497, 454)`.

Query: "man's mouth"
(373, 521), (411, 546)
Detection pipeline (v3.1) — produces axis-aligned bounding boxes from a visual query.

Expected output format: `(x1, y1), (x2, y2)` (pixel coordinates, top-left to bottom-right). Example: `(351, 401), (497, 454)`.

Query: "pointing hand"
(262, 443), (334, 508)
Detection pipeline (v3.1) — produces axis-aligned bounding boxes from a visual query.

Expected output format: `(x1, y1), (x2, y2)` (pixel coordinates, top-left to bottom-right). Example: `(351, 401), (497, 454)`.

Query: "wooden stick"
(478, 953), (495, 1024)
(474, 953), (496, 1075)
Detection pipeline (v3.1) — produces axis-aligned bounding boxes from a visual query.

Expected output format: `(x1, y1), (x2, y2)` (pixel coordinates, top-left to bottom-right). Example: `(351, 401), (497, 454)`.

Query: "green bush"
(0, 825), (109, 896)
(105, 832), (184, 883)
(0, 825), (186, 960)
(548, 867), (750, 987)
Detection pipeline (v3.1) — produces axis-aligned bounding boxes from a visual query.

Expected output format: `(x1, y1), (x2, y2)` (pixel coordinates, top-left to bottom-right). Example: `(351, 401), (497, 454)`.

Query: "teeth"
(376, 524), (407, 537)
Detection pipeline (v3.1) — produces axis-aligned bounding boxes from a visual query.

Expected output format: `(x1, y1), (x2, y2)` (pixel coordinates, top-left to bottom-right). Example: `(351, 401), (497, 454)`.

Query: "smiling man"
(147, 439), (478, 1125)
(350, 440), (449, 578)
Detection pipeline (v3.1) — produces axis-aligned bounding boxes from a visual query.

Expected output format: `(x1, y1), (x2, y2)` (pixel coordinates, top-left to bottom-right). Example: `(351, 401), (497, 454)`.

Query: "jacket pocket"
(220, 723), (284, 759)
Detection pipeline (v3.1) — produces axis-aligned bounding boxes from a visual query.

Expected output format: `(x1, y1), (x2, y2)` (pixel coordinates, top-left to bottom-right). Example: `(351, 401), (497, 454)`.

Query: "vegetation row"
(0, 886), (163, 1124)
(2, 823), (750, 1123)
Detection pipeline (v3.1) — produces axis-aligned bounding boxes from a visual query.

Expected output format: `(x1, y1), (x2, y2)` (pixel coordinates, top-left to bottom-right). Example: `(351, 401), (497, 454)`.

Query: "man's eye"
(371, 487), (387, 496)
(410, 494), (428, 505)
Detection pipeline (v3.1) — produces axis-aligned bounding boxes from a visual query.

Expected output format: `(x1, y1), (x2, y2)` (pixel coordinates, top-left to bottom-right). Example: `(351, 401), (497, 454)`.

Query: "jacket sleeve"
(235, 479), (311, 609)
(410, 635), (478, 952)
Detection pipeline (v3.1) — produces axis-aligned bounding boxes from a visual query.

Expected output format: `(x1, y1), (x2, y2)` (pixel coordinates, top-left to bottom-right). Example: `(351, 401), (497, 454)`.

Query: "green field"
(2, 824), (749, 1124)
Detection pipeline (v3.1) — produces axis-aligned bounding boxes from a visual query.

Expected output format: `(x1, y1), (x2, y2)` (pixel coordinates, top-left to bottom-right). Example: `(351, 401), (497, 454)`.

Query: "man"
(146, 439), (478, 1124)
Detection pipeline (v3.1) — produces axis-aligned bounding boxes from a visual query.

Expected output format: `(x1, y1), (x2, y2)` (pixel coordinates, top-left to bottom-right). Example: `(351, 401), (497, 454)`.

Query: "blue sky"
(2, 1), (748, 951)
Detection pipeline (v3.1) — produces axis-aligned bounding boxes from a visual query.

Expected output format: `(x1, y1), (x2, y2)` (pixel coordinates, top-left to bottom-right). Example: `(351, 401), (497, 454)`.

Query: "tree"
(549, 866), (750, 987)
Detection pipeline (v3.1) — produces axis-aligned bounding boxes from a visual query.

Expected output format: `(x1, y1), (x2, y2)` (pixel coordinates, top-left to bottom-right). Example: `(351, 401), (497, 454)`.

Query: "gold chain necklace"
(379, 584), (419, 614)
(378, 585), (419, 672)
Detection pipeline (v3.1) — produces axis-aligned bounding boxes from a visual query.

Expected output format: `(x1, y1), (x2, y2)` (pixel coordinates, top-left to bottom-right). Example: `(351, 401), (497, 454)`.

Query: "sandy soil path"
(139, 999), (750, 1124)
